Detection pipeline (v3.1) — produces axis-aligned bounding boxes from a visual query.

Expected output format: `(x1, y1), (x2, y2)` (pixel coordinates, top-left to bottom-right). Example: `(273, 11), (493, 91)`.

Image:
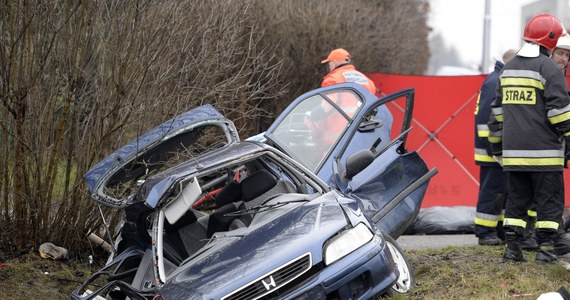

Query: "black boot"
(535, 228), (560, 264)
(536, 249), (558, 264)
(503, 230), (526, 262)
(520, 232), (539, 251)
(553, 231), (570, 256)
(521, 216), (539, 251)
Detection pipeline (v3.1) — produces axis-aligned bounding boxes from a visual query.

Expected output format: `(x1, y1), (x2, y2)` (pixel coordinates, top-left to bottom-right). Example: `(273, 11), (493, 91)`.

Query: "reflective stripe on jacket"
(487, 48), (570, 171)
(321, 64), (377, 95)
(475, 61), (504, 166)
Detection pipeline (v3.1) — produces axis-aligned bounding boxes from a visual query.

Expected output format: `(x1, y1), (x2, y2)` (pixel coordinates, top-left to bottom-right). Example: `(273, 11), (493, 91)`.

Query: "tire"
(383, 233), (415, 295)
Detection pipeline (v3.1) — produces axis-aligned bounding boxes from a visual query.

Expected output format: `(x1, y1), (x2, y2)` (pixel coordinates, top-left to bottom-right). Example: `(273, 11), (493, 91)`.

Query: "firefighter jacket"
(487, 47), (570, 172)
(321, 64), (377, 95)
(475, 60), (504, 166)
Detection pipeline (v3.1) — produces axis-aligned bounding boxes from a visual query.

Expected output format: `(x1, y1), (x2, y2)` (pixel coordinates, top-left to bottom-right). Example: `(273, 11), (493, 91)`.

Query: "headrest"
(241, 170), (277, 202)
(214, 181), (242, 207)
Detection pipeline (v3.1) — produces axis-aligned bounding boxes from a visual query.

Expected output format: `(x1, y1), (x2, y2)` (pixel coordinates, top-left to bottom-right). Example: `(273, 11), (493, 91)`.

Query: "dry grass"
(0, 252), (95, 300)
(401, 246), (570, 300)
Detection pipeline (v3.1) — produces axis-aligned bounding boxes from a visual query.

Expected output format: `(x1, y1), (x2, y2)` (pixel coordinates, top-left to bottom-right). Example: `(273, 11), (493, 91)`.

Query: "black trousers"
(504, 171), (564, 231)
(475, 166), (507, 237)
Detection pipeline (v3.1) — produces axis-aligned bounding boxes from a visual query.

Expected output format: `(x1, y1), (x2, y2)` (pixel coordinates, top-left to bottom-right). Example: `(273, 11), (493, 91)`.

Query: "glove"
(493, 155), (503, 167)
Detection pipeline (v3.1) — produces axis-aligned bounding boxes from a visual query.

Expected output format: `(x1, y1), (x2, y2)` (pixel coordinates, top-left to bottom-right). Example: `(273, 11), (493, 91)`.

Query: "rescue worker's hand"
(493, 155), (503, 166)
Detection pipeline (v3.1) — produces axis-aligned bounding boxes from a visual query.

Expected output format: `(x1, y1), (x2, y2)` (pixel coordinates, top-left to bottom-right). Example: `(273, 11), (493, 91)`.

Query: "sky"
(428, 0), (541, 72)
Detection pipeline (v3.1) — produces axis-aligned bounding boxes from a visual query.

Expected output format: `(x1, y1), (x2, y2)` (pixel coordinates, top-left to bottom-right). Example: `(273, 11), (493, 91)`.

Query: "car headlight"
(323, 223), (374, 265)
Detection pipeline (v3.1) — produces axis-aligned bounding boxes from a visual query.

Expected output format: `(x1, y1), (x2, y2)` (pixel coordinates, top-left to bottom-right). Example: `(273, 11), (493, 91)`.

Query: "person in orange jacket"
(307, 48), (392, 162)
(320, 48), (382, 96)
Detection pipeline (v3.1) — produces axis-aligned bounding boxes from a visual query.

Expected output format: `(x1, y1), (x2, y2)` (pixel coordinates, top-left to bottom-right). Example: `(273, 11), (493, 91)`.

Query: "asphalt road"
(396, 234), (479, 250)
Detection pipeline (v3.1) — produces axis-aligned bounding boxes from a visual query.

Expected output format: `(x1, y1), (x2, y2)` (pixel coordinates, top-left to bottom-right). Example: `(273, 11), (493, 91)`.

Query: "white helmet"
(555, 34), (570, 51)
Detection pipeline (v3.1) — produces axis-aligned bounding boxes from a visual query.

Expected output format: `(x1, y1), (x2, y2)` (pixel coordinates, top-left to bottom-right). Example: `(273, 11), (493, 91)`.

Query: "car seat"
(206, 170), (277, 237)
(241, 169), (278, 204)
(206, 180), (243, 237)
(234, 169), (296, 226)
(207, 170), (296, 237)
(213, 180), (242, 207)
(163, 210), (201, 265)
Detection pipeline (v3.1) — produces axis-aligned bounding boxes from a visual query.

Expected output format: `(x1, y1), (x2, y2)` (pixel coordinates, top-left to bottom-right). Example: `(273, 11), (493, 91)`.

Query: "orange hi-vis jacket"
(321, 64), (377, 95)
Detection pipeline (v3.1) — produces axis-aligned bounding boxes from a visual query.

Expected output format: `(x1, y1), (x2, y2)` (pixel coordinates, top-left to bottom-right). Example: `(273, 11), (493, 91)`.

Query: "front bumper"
(281, 234), (398, 300)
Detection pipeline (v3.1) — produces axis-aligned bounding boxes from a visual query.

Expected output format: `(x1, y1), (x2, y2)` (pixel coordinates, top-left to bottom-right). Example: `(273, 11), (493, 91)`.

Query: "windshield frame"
(267, 89), (363, 172)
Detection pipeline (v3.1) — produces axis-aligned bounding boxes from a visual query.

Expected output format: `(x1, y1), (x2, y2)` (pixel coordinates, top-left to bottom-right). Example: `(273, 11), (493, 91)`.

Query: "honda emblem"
(261, 275), (277, 291)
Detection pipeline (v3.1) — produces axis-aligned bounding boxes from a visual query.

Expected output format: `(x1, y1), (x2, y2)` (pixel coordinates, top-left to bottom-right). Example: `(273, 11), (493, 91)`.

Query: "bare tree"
(252, 0), (431, 108)
(0, 0), (429, 255)
(0, 0), (288, 254)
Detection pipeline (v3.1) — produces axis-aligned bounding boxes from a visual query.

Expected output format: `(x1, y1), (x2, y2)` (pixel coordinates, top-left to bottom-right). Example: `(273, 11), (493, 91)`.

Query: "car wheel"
(383, 233), (415, 294)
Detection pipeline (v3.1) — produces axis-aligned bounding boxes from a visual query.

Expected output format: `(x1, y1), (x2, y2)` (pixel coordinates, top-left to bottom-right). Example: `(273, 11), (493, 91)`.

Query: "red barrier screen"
(368, 73), (570, 208)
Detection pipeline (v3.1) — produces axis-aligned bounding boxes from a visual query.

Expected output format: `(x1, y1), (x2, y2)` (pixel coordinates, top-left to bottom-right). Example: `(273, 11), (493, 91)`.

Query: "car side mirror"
(344, 149), (374, 180)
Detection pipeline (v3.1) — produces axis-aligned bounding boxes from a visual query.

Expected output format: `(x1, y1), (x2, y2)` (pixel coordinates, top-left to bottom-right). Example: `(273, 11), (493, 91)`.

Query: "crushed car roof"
(84, 104), (237, 199)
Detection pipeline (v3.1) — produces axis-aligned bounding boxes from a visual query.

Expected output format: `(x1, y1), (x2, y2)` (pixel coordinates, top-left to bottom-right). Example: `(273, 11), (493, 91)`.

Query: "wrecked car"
(71, 83), (437, 299)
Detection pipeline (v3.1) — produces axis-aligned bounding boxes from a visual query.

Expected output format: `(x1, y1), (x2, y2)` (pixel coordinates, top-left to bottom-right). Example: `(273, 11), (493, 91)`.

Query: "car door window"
(322, 90), (362, 118)
(270, 92), (362, 172)
(339, 89), (413, 165)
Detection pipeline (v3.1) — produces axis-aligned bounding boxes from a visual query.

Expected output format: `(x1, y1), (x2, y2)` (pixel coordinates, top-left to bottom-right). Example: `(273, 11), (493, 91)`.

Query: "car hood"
(159, 194), (348, 299)
(84, 104), (239, 208)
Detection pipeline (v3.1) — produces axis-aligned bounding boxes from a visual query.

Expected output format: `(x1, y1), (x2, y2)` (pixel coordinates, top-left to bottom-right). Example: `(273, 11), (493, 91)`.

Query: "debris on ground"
(38, 243), (68, 261)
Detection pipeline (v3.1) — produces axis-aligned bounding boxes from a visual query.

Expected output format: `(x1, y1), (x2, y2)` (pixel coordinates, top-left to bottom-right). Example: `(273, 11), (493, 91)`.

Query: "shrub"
(0, 0), (429, 255)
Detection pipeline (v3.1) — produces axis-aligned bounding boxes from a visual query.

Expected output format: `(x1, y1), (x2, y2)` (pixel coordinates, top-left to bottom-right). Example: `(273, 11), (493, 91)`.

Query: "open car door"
(265, 83), (437, 238)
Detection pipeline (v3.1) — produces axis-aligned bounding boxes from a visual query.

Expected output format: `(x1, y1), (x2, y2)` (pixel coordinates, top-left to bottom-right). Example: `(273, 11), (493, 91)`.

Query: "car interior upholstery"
(159, 167), (299, 267)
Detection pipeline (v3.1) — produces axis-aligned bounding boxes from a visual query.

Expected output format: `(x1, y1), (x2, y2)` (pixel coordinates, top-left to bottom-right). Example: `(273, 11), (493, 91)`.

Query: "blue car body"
(71, 83), (437, 299)
(264, 83), (435, 238)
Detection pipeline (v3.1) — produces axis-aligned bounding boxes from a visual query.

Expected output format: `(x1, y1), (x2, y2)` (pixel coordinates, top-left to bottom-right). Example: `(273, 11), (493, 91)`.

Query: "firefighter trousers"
(474, 165), (507, 238)
(504, 171), (564, 233)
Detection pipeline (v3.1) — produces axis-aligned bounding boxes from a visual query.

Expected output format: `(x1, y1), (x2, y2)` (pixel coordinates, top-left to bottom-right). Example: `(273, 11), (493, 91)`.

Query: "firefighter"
(488, 13), (570, 263)
(473, 49), (516, 246)
(523, 33), (570, 250)
(552, 34), (570, 74)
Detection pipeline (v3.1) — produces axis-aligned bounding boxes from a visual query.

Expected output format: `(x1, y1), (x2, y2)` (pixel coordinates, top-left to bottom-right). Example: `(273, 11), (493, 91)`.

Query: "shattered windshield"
(270, 90), (362, 171)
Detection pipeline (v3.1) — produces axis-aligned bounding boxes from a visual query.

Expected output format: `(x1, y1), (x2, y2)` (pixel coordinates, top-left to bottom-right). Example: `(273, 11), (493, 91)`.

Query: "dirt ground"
(0, 249), (102, 299)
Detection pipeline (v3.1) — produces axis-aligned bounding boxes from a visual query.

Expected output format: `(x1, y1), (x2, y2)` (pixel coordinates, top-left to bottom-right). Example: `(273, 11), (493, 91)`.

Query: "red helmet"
(523, 13), (565, 51)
